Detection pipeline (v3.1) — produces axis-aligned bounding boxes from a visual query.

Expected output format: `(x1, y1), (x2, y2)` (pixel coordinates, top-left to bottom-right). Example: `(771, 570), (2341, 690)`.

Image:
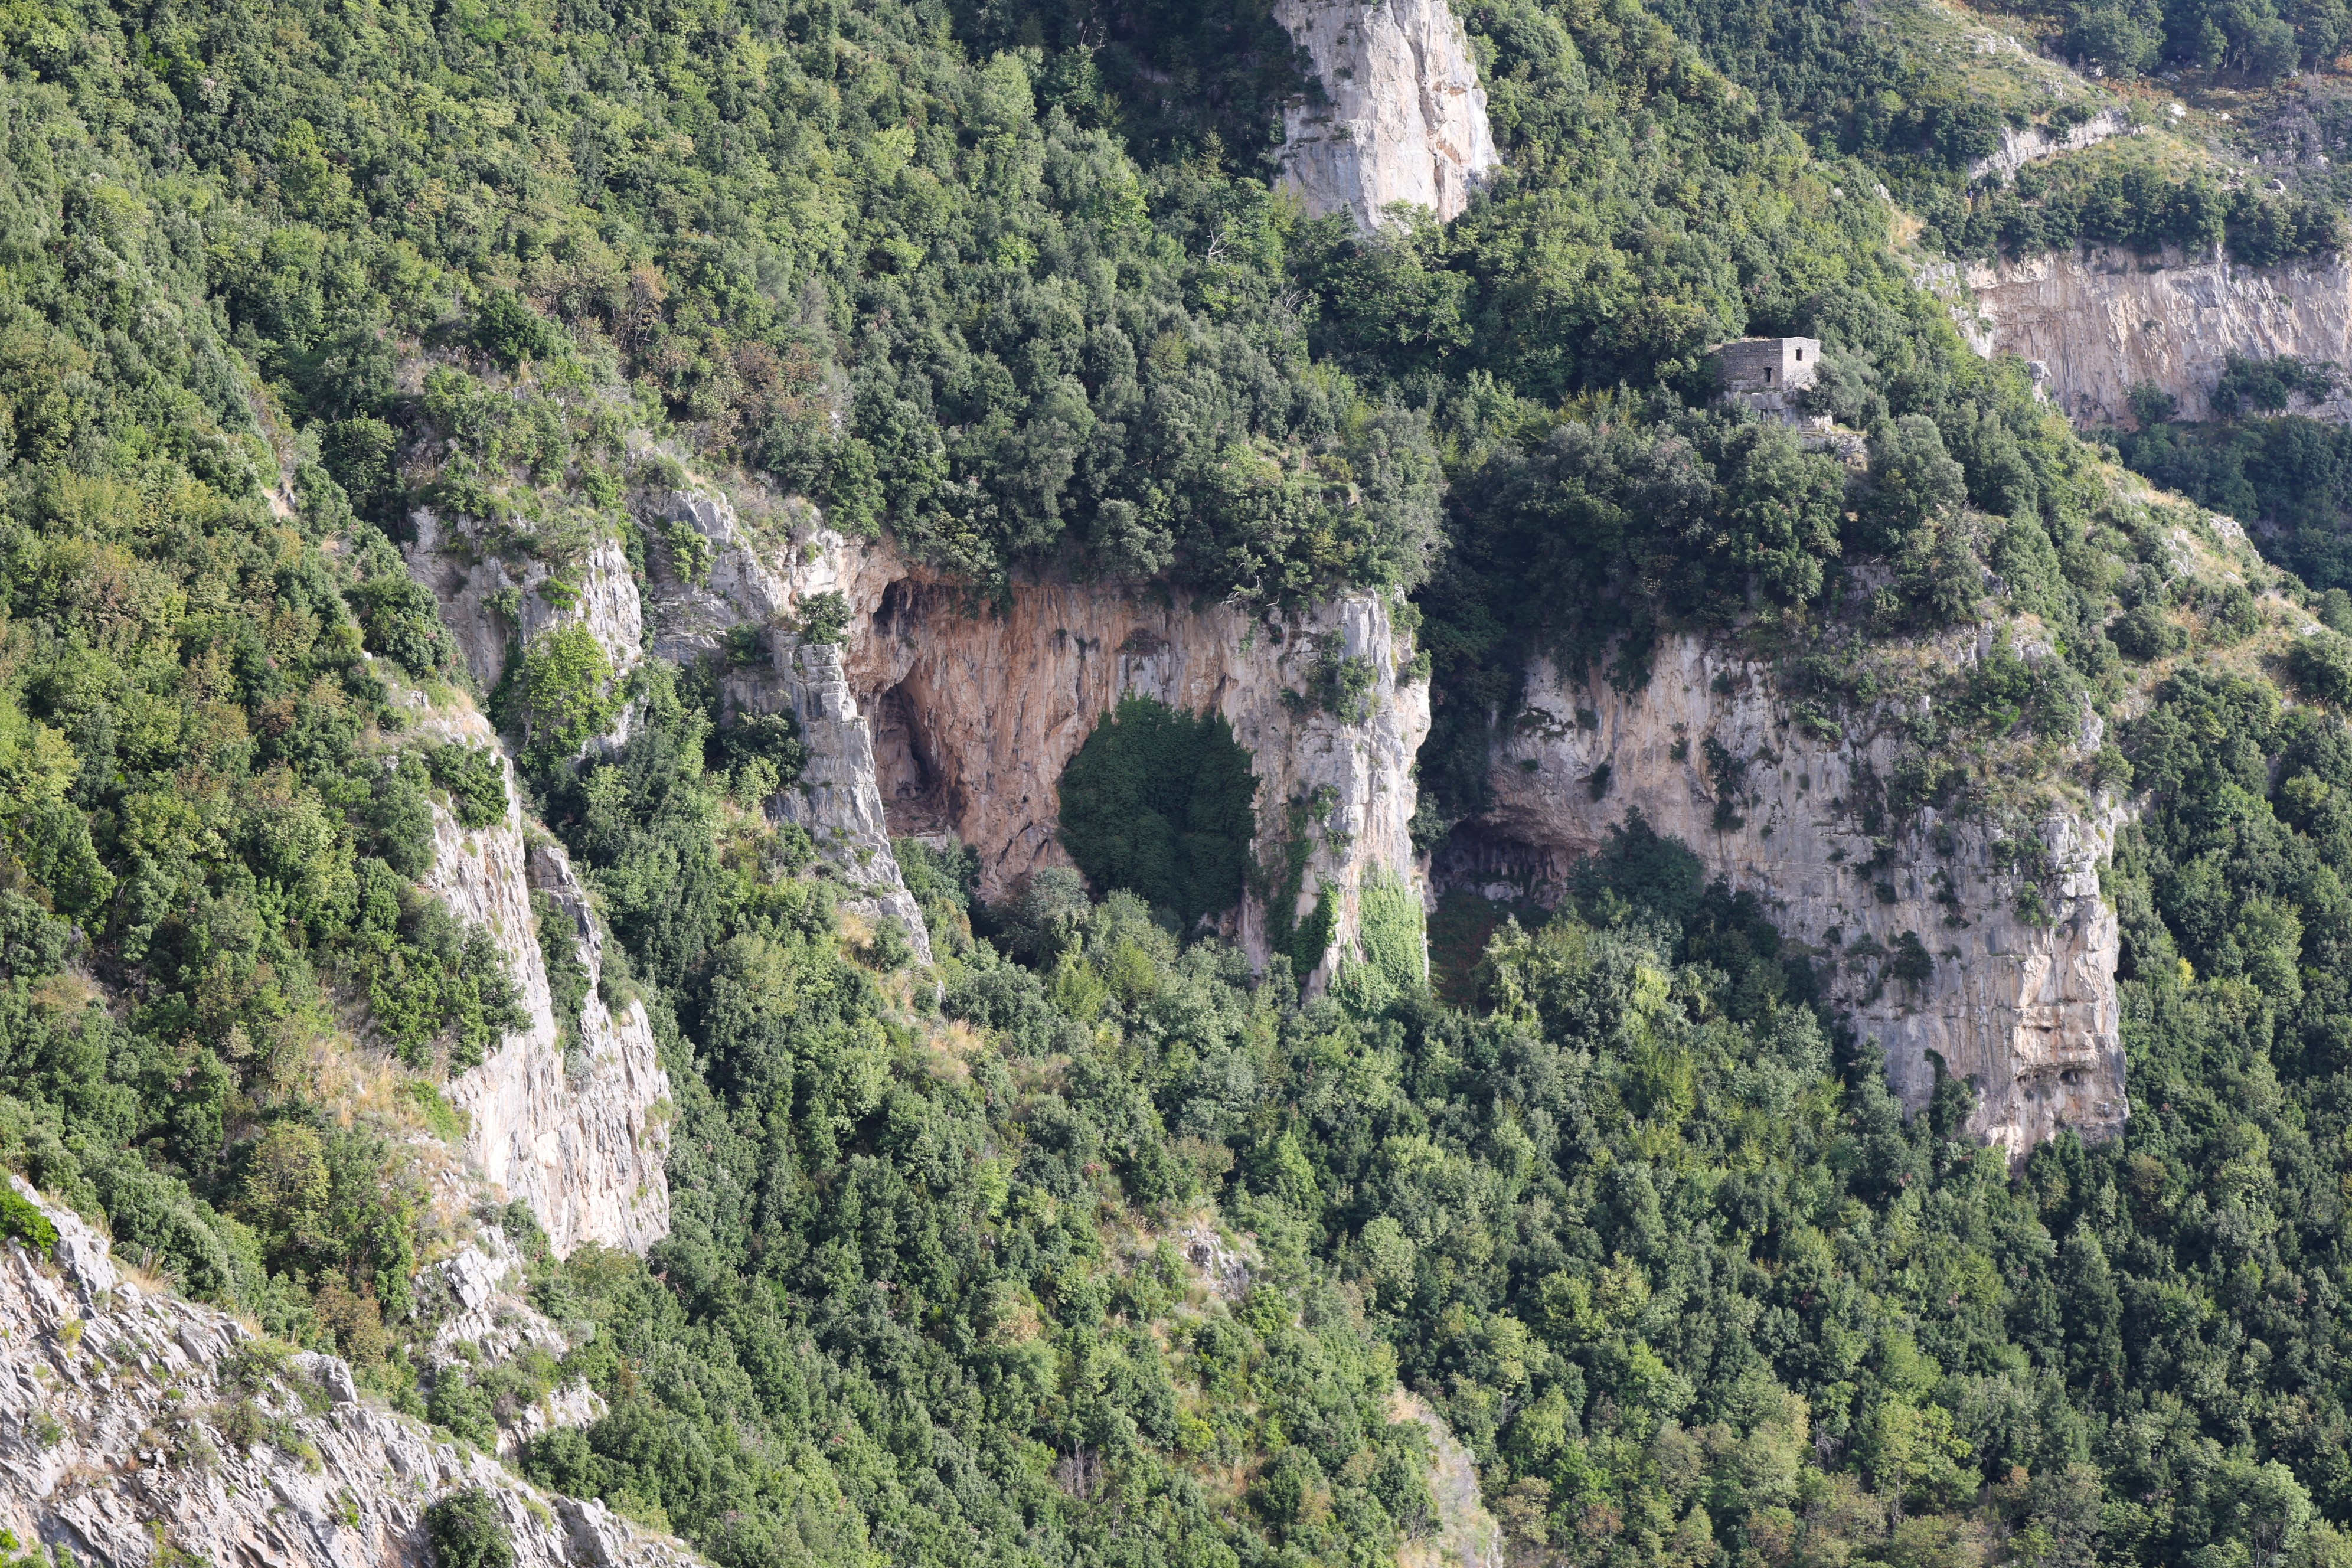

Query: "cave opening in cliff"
(1428, 819), (1568, 910)
(873, 680), (953, 837)
(1425, 821), (1563, 1003)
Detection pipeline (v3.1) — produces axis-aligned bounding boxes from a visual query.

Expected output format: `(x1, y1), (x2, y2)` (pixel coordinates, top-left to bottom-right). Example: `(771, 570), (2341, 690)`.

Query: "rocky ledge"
(0, 1180), (694, 1568)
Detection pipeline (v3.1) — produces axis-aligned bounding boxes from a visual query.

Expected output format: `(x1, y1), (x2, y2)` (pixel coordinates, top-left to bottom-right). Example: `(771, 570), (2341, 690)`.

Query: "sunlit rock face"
(413, 701), (672, 1258)
(0, 1179), (698, 1568)
(1274, 0), (1501, 230)
(1941, 243), (2352, 425)
(1446, 633), (2128, 1164)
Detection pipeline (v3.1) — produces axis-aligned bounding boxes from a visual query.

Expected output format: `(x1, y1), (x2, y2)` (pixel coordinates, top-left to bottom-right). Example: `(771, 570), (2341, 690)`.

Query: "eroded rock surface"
(1942, 243), (2352, 424)
(839, 567), (1430, 978)
(414, 1231), (607, 1458)
(641, 491), (1428, 978)
(1391, 1389), (1502, 1568)
(405, 510), (645, 713)
(1452, 636), (2128, 1162)
(644, 492), (931, 955)
(411, 704), (672, 1258)
(1275, 0), (1500, 228)
(1966, 107), (2129, 185)
(0, 1181), (694, 1568)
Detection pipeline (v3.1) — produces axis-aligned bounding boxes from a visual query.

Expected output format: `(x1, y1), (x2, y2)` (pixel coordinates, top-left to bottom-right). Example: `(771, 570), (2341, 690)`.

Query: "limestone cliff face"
(0, 1181), (694, 1568)
(1965, 108), (2129, 185)
(734, 641), (936, 955)
(644, 492), (932, 956)
(1453, 636), (2127, 1162)
(639, 493), (1429, 976)
(405, 509), (645, 709)
(839, 567), (1429, 976)
(1275, 0), (1501, 229)
(411, 703), (672, 1258)
(1941, 243), (2352, 424)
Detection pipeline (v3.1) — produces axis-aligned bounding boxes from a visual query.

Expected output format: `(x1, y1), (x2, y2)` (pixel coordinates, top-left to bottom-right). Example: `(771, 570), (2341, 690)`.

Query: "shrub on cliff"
(1058, 697), (1257, 929)
(424, 1489), (513, 1568)
(2289, 630), (2352, 705)
(500, 625), (622, 774)
(427, 745), (509, 832)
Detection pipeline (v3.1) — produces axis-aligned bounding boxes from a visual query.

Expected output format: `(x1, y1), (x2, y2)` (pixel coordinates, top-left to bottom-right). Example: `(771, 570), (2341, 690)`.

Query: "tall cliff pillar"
(1274, 0), (1501, 228)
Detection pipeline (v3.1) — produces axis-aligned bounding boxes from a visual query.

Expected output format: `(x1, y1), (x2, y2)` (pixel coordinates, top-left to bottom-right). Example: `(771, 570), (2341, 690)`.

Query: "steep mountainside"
(15, 0), (2352, 1563)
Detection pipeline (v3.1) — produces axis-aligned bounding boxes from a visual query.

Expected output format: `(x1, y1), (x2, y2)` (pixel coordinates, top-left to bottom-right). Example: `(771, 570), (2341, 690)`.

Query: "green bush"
(2112, 602), (2187, 662)
(796, 592), (852, 646)
(0, 1187), (57, 1255)
(1357, 870), (1426, 992)
(1890, 930), (1936, 986)
(424, 1489), (513, 1568)
(2289, 632), (2352, 705)
(428, 746), (509, 831)
(532, 891), (590, 1045)
(502, 625), (620, 771)
(1857, 416), (1969, 556)
(2064, 0), (2163, 72)
(426, 1371), (497, 1448)
(712, 711), (807, 788)
(348, 572), (454, 679)
(349, 863), (528, 1072)
(472, 292), (564, 370)
(1058, 697), (1257, 929)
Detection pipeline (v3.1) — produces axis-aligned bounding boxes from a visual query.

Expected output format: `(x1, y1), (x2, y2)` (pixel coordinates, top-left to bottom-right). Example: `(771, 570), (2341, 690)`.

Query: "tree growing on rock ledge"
(424, 1489), (513, 1568)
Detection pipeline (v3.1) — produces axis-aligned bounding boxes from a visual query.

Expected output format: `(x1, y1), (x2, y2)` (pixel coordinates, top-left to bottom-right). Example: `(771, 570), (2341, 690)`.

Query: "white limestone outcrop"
(404, 509), (644, 720)
(411, 704), (672, 1258)
(740, 639), (936, 953)
(415, 1231), (607, 1458)
(1275, 0), (1500, 229)
(643, 492), (932, 956)
(0, 1180), (695, 1568)
(1966, 108), (2130, 185)
(1451, 635), (2128, 1163)
(1941, 243), (2352, 424)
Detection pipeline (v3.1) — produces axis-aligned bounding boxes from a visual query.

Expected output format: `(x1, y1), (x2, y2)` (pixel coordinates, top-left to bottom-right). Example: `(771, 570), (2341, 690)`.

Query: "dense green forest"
(1632, 0), (2351, 262)
(5, 0), (2352, 1564)
(2110, 361), (2352, 600)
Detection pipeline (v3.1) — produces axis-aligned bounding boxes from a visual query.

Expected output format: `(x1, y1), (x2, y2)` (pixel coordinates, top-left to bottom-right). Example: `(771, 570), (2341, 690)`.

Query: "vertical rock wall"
(1274, 0), (1500, 229)
(1453, 636), (2128, 1164)
(396, 514), (678, 1255)
(841, 571), (1430, 976)
(1965, 107), (2129, 185)
(646, 489), (1430, 979)
(643, 492), (932, 955)
(411, 705), (672, 1257)
(412, 479), (1430, 981)
(1936, 244), (2352, 424)
(729, 639), (934, 955)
